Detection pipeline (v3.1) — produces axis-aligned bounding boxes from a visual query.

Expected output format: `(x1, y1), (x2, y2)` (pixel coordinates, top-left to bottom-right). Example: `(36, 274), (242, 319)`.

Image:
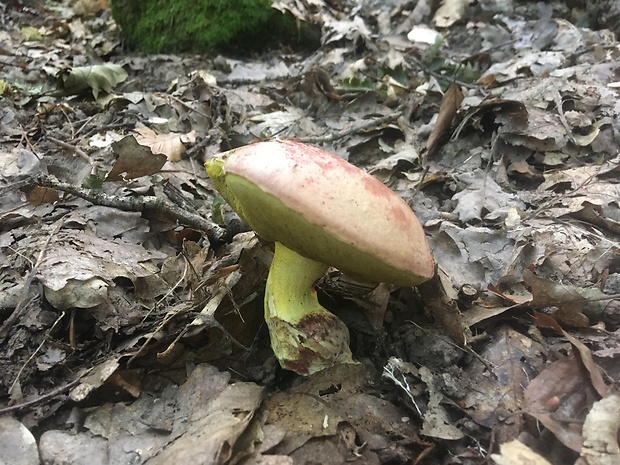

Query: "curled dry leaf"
(533, 312), (612, 397)
(69, 358), (120, 402)
(133, 126), (197, 162)
(426, 81), (463, 157)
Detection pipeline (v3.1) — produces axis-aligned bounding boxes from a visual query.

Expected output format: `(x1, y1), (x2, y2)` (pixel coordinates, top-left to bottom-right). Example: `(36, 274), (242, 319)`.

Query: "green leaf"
(58, 64), (128, 98)
(338, 76), (375, 93)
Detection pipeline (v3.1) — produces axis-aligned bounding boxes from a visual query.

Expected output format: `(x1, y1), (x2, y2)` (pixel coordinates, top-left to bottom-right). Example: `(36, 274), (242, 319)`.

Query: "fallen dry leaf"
(108, 135), (167, 181)
(491, 440), (553, 465)
(524, 270), (590, 327)
(133, 125), (197, 162)
(426, 81), (463, 156)
(579, 395), (620, 465)
(433, 0), (470, 28)
(533, 312), (613, 397)
(463, 326), (546, 444)
(523, 354), (596, 452)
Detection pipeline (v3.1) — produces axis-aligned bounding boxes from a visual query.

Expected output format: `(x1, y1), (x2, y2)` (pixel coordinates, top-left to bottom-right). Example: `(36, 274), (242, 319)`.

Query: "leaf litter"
(1, 1), (620, 464)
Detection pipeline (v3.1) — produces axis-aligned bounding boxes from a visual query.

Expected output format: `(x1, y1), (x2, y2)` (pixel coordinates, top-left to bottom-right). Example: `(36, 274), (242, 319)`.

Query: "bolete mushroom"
(206, 140), (434, 375)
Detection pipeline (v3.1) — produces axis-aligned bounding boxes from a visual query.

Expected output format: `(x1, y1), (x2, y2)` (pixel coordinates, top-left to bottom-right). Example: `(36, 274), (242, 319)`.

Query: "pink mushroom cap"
(210, 140), (434, 286)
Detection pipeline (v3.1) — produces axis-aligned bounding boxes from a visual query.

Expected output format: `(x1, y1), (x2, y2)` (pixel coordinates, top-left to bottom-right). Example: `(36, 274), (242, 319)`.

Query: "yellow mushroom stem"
(264, 242), (354, 375)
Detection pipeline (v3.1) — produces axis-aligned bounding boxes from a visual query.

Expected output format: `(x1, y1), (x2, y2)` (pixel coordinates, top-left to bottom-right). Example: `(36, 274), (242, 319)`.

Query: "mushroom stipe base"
(265, 242), (355, 375)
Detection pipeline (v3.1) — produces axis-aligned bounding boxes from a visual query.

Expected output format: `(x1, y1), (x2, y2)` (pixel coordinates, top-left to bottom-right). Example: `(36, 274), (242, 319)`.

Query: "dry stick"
(296, 113), (401, 144)
(525, 170), (598, 220)
(47, 136), (96, 166)
(81, 122), (136, 139)
(168, 94), (212, 120)
(0, 376), (82, 414)
(553, 90), (577, 145)
(21, 129), (42, 160)
(74, 114), (97, 137)
(36, 174), (227, 243)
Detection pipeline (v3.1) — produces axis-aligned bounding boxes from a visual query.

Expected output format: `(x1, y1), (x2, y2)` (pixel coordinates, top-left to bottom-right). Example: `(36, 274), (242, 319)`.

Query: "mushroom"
(206, 140), (434, 375)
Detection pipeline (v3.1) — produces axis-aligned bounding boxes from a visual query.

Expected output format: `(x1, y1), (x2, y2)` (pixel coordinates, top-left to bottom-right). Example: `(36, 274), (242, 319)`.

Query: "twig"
(36, 174), (227, 243)
(47, 136), (96, 166)
(296, 113), (401, 144)
(413, 166), (430, 197)
(525, 169), (599, 220)
(0, 376), (83, 414)
(168, 94), (212, 120)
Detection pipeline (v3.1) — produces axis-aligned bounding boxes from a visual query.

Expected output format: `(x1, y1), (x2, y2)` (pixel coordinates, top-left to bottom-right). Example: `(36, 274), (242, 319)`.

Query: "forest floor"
(1, 1), (619, 464)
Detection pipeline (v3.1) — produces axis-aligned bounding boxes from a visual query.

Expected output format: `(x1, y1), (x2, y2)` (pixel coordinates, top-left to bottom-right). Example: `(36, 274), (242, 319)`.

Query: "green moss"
(110, 0), (319, 54)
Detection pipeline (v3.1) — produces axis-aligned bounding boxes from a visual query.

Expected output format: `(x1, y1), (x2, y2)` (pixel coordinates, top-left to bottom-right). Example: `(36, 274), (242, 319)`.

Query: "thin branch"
(296, 113), (401, 144)
(47, 136), (96, 166)
(0, 377), (83, 414)
(36, 174), (227, 242)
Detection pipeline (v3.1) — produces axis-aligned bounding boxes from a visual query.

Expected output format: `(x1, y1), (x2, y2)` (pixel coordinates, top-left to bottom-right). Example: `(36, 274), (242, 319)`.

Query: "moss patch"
(110, 0), (320, 54)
